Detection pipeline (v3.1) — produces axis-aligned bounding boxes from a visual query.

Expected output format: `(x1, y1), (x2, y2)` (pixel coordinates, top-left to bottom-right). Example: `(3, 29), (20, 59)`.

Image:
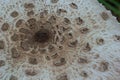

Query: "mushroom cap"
(0, 0), (120, 80)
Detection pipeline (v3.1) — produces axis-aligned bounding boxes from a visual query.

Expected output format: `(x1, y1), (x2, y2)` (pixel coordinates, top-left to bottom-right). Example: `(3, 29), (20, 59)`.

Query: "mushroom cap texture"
(0, 0), (120, 80)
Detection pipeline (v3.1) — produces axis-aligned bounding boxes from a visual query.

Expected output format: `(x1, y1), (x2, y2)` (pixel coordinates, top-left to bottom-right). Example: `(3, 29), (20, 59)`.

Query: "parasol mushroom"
(0, 0), (120, 80)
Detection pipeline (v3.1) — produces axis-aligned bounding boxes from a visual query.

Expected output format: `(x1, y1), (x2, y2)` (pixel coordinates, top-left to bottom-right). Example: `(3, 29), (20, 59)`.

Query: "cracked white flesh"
(0, 0), (120, 80)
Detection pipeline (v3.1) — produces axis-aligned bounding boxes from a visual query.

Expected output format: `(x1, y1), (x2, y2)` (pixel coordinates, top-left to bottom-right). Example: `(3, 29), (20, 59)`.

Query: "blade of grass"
(98, 0), (120, 16)
(108, 0), (120, 8)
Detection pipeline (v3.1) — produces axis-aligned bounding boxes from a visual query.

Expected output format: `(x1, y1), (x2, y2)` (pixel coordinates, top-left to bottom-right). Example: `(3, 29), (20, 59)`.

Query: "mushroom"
(0, 0), (120, 80)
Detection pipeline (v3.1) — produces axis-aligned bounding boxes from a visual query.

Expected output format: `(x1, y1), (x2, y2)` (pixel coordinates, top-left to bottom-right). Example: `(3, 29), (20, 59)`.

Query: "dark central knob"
(34, 29), (50, 43)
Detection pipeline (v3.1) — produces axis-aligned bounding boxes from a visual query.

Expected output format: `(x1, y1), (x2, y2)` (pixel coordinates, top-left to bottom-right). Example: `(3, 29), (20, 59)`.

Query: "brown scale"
(114, 35), (120, 41)
(19, 33), (30, 41)
(97, 61), (109, 72)
(10, 11), (19, 18)
(9, 75), (18, 80)
(75, 17), (84, 25)
(27, 10), (34, 16)
(1, 22), (10, 31)
(24, 3), (35, 9)
(51, 53), (59, 59)
(63, 18), (71, 25)
(57, 9), (67, 15)
(54, 35), (60, 44)
(93, 54), (100, 59)
(51, 0), (59, 3)
(27, 18), (37, 30)
(45, 56), (51, 61)
(39, 48), (47, 54)
(69, 3), (78, 9)
(78, 57), (88, 64)
(79, 27), (89, 34)
(53, 57), (66, 66)
(48, 15), (57, 24)
(28, 57), (38, 65)
(15, 19), (25, 28)
(48, 44), (56, 52)
(39, 10), (48, 18)
(58, 45), (63, 50)
(10, 33), (19, 42)
(27, 18), (36, 25)
(20, 41), (31, 51)
(67, 40), (78, 48)
(0, 40), (5, 49)
(62, 26), (72, 32)
(65, 32), (73, 39)
(19, 28), (31, 34)
(0, 60), (5, 67)
(82, 42), (91, 52)
(30, 49), (37, 55)
(27, 52), (45, 65)
(96, 38), (104, 45)
(25, 69), (37, 76)
(11, 47), (20, 58)
(56, 73), (68, 80)
(60, 36), (66, 44)
(100, 12), (109, 20)
(80, 71), (88, 77)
